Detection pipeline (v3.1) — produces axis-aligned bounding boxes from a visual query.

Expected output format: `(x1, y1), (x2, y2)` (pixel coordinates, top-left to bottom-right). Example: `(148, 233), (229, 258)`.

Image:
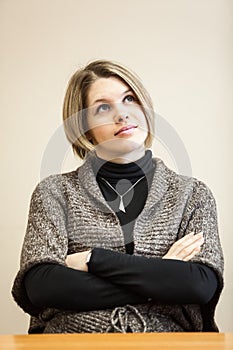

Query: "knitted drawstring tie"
(106, 305), (147, 333)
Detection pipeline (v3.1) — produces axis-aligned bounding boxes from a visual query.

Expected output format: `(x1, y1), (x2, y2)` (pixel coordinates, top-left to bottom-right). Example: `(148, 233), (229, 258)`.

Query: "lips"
(114, 125), (137, 136)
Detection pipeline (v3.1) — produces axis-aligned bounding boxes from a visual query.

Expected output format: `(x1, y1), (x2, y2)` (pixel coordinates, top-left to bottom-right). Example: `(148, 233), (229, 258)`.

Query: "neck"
(94, 147), (146, 164)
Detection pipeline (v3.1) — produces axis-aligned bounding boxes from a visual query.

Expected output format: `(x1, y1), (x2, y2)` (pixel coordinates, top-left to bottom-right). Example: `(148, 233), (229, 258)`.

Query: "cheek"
(86, 117), (103, 141)
(137, 113), (148, 131)
(89, 125), (113, 143)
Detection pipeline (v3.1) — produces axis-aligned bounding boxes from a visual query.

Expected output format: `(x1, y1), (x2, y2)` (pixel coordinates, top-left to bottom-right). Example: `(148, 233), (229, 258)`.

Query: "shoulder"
(30, 169), (80, 201)
(153, 157), (216, 204)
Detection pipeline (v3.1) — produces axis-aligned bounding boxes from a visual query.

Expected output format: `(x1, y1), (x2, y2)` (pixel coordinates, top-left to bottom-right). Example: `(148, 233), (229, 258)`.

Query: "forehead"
(87, 77), (131, 106)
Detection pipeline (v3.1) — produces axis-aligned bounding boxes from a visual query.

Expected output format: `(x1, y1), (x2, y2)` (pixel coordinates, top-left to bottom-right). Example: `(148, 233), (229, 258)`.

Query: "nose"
(115, 114), (129, 123)
(114, 105), (129, 123)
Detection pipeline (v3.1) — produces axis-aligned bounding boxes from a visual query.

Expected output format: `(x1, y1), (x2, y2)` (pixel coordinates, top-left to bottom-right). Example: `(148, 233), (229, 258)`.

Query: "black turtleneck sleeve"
(88, 248), (218, 305)
(24, 249), (217, 311)
(24, 263), (146, 312)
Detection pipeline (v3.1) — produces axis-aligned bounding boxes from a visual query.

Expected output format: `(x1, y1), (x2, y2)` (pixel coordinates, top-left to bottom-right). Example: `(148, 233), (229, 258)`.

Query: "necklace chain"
(101, 176), (145, 213)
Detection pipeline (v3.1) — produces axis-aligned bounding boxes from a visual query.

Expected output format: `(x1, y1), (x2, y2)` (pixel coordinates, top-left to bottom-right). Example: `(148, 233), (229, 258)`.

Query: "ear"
(85, 131), (92, 140)
(85, 132), (95, 144)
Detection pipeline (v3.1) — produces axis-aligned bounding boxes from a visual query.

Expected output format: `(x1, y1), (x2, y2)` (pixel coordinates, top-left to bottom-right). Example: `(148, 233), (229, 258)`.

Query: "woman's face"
(86, 77), (148, 163)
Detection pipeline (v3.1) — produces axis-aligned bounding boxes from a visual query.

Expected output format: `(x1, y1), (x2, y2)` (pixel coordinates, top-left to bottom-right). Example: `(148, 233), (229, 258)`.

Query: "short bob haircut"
(63, 59), (155, 159)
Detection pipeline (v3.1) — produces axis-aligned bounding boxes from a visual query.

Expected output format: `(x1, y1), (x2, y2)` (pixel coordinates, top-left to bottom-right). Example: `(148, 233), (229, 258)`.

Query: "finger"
(180, 232), (203, 244)
(183, 247), (201, 262)
(177, 232), (203, 248)
(176, 232), (195, 243)
(181, 239), (204, 260)
(167, 232), (194, 255)
(163, 232), (204, 260)
(171, 232), (203, 256)
(174, 236), (204, 260)
(184, 235), (204, 250)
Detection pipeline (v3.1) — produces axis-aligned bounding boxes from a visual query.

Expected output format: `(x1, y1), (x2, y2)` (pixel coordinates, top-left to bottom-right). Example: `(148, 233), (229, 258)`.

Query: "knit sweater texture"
(12, 154), (224, 333)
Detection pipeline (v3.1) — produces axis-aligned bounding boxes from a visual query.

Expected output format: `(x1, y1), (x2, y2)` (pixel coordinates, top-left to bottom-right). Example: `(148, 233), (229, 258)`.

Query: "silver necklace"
(101, 176), (145, 213)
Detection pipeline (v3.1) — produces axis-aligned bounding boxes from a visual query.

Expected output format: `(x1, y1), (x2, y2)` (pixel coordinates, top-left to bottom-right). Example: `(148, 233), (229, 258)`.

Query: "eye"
(96, 103), (111, 114)
(123, 95), (136, 103)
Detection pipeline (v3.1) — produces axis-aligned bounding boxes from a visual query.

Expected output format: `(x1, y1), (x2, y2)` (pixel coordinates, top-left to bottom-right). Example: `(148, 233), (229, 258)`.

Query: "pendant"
(119, 197), (126, 213)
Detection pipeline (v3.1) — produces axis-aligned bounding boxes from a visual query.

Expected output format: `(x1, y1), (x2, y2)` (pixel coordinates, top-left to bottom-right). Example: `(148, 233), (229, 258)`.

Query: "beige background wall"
(1, 0), (232, 334)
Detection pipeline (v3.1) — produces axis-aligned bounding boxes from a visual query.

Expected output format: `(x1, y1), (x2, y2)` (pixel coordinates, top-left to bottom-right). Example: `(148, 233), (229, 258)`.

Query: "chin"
(95, 140), (145, 161)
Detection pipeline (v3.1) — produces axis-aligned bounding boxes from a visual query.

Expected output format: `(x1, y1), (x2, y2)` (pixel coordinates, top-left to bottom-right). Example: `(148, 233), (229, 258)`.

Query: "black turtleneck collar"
(92, 150), (154, 184)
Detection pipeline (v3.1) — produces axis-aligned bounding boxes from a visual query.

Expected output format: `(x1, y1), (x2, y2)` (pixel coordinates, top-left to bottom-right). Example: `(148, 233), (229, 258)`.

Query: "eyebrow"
(90, 89), (133, 106)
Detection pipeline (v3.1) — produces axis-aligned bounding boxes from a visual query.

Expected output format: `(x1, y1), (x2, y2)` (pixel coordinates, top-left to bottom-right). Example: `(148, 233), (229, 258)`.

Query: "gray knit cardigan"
(12, 155), (224, 333)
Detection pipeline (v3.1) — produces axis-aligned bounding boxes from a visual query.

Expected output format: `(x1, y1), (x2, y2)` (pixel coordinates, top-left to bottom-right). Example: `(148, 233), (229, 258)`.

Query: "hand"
(65, 250), (91, 272)
(162, 232), (204, 261)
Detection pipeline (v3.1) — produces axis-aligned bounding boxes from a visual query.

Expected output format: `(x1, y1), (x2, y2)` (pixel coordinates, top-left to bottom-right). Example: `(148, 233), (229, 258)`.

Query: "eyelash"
(96, 103), (110, 114)
(95, 94), (137, 115)
(124, 94), (136, 103)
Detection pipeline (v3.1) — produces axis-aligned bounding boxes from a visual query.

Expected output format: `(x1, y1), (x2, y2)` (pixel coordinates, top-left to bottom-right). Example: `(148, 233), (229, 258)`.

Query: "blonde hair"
(63, 59), (155, 159)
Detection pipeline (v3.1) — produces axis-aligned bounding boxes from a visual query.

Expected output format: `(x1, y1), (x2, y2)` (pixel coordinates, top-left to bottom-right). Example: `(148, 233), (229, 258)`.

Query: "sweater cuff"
(88, 247), (118, 274)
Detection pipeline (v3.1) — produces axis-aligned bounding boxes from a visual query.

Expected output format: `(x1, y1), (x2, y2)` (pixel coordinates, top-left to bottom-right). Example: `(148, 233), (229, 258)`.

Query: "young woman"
(12, 60), (224, 334)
